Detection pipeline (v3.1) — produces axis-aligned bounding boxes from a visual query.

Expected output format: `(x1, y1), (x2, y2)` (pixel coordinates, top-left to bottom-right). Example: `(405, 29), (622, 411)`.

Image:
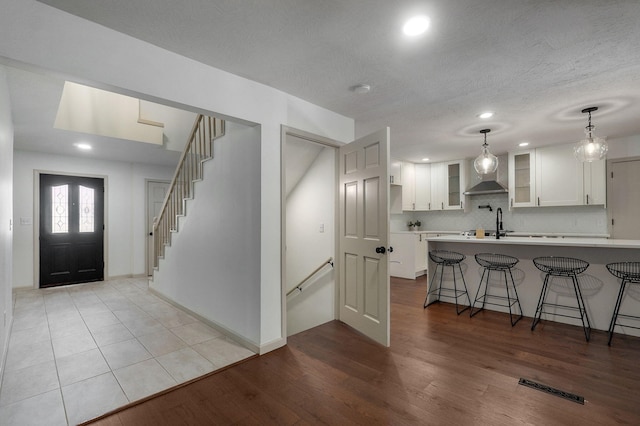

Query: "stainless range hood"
(464, 155), (508, 195)
(463, 180), (508, 195)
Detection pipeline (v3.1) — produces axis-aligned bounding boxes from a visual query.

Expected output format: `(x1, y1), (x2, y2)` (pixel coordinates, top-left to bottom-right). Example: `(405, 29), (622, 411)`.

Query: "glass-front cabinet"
(508, 150), (536, 208)
(443, 160), (466, 210)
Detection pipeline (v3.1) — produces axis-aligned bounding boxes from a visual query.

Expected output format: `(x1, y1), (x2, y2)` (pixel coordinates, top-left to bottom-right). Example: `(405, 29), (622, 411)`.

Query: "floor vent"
(518, 378), (585, 405)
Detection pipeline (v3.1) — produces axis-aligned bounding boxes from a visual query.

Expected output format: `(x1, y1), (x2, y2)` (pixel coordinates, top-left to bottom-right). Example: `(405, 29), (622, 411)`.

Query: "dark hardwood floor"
(87, 276), (640, 425)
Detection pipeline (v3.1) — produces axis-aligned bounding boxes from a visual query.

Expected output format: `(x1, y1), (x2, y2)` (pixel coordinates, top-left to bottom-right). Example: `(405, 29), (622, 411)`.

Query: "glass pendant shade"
(574, 107), (608, 162)
(474, 129), (498, 174)
(574, 129), (608, 162)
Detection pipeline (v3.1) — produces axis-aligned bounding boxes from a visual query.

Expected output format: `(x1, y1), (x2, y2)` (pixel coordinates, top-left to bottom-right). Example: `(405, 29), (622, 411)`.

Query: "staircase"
(153, 114), (225, 269)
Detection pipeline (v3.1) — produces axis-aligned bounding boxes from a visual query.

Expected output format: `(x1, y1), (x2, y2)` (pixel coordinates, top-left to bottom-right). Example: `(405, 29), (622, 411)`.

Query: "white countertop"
(392, 230), (460, 234)
(426, 234), (640, 249)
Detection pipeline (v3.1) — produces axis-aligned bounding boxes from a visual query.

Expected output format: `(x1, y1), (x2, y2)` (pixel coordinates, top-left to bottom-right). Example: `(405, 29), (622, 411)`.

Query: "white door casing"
(338, 128), (390, 347)
(147, 180), (170, 275)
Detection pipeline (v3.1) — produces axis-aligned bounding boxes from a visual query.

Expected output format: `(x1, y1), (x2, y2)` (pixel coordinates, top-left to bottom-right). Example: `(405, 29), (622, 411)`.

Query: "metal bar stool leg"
(503, 269), (514, 326)
(455, 262), (470, 315)
(507, 268), (523, 326)
(531, 274), (550, 331)
(437, 262), (445, 300)
(424, 263), (441, 308)
(571, 273), (591, 342)
(470, 267), (488, 317)
(608, 279), (628, 345)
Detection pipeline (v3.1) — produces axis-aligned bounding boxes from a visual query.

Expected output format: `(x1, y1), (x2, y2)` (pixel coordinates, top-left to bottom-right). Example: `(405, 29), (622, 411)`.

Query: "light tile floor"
(0, 277), (255, 426)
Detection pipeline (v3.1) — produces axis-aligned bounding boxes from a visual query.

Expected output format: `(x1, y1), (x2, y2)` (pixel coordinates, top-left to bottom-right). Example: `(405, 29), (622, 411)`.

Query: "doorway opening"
(282, 127), (339, 337)
(39, 173), (105, 288)
(146, 180), (170, 276)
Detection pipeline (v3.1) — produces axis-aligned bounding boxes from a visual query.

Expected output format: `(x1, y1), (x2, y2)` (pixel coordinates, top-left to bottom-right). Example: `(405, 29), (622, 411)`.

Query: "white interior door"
(338, 128), (390, 346)
(147, 180), (170, 275)
(609, 159), (640, 239)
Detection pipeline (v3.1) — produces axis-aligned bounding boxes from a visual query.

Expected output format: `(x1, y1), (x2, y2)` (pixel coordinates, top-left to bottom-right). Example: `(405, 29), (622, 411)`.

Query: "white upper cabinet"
(390, 159), (402, 185)
(508, 143), (606, 208)
(508, 150), (536, 208)
(430, 162), (445, 210)
(443, 160), (467, 210)
(584, 159), (606, 206)
(401, 162), (416, 210)
(536, 144), (584, 207)
(414, 163), (432, 210)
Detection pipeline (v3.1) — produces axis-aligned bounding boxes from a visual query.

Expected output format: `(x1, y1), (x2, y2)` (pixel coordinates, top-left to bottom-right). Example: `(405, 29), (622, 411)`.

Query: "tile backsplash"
(391, 194), (608, 234)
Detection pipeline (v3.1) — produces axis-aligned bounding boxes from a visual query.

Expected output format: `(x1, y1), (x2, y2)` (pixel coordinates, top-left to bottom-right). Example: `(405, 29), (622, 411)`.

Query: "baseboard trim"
(259, 337), (286, 355)
(148, 288), (260, 354)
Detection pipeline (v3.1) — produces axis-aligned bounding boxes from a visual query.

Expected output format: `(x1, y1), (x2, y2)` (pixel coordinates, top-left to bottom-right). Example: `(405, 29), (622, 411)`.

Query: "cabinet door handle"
(510, 198), (513, 207)
(428, 202), (431, 210)
(441, 202), (444, 210)
(586, 194), (589, 205)
(413, 202), (415, 210)
(460, 201), (463, 208)
(537, 197), (540, 206)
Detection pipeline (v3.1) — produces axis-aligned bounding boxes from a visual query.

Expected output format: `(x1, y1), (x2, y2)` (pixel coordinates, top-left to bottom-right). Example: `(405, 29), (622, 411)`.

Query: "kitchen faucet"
(496, 207), (503, 240)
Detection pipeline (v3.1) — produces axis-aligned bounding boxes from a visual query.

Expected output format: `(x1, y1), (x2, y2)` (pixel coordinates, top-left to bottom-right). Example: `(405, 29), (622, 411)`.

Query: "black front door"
(40, 174), (104, 288)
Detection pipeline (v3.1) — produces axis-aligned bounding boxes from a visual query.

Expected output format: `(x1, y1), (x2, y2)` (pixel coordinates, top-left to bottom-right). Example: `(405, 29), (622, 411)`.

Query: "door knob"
(375, 246), (386, 254)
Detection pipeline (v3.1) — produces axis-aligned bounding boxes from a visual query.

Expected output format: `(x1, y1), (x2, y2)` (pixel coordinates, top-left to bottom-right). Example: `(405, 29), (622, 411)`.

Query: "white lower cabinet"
(390, 233), (429, 279)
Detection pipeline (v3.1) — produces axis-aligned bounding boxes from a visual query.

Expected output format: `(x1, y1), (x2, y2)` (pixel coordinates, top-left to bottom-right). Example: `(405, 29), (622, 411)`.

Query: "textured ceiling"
(30, 0), (640, 162)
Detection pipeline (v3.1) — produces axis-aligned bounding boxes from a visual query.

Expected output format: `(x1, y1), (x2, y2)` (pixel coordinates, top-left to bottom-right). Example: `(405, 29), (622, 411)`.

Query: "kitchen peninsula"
(425, 235), (640, 337)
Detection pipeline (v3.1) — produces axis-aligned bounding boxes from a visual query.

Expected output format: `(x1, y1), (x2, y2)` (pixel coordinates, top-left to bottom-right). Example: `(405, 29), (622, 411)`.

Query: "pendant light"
(474, 129), (499, 174)
(574, 107), (608, 162)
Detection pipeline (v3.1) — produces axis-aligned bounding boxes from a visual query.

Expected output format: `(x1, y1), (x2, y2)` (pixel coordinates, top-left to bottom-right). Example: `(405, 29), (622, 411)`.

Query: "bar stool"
(605, 262), (640, 346)
(424, 250), (470, 315)
(531, 256), (591, 341)
(470, 253), (523, 326)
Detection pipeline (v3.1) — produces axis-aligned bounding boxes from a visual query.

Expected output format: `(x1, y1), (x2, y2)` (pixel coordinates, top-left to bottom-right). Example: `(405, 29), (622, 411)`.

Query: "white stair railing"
(153, 114), (225, 269)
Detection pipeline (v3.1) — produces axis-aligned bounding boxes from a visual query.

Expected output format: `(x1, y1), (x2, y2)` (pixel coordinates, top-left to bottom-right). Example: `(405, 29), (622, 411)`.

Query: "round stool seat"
(475, 253), (519, 270)
(606, 262), (640, 281)
(533, 256), (589, 275)
(429, 250), (465, 265)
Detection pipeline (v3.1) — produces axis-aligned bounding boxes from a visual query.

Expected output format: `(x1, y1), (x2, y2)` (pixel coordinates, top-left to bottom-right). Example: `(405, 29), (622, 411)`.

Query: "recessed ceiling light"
(351, 84), (371, 94)
(421, 158), (430, 162)
(519, 142), (529, 147)
(478, 112), (494, 119)
(74, 143), (92, 150)
(403, 16), (430, 36)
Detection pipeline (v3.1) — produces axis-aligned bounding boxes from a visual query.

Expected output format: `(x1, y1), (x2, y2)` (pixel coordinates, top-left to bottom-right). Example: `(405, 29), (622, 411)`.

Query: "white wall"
(0, 0), (355, 349)
(608, 134), (640, 159)
(12, 151), (174, 287)
(151, 122), (262, 346)
(0, 66), (14, 382)
(286, 146), (335, 336)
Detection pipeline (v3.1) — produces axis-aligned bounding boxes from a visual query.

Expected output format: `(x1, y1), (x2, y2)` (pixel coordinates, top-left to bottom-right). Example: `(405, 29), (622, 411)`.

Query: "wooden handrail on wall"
(286, 257), (334, 297)
(152, 114), (225, 269)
